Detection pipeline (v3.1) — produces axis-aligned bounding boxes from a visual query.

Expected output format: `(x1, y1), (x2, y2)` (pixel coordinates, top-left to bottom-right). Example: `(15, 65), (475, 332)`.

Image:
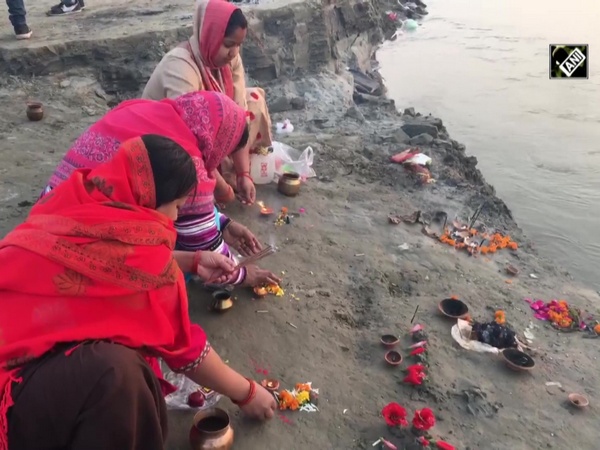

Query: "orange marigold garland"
(437, 226), (518, 257)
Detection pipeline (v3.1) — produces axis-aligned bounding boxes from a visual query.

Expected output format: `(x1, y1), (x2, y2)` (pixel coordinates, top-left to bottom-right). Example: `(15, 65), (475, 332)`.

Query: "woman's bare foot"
(242, 264), (281, 287)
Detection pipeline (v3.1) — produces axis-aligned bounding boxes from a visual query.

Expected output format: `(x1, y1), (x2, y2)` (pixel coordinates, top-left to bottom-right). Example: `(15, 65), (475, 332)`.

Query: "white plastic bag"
(272, 141), (316, 180)
(161, 363), (223, 411)
(451, 319), (500, 354)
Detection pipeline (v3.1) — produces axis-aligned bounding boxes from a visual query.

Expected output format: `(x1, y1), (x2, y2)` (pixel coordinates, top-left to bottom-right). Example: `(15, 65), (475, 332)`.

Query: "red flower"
(435, 441), (455, 450)
(412, 408), (436, 431)
(410, 347), (426, 356)
(404, 371), (426, 385)
(404, 364), (427, 385)
(381, 402), (408, 427)
(417, 436), (430, 447)
(406, 364), (426, 373)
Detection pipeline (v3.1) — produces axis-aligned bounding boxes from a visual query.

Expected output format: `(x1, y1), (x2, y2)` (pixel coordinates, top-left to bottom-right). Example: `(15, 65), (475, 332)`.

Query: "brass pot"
(212, 290), (233, 313)
(277, 172), (301, 197)
(189, 408), (234, 450)
(26, 102), (44, 121)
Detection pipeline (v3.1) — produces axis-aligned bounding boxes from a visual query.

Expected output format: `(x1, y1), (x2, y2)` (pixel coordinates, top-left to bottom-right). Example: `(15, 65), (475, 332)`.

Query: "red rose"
(412, 408), (436, 431)
(381, 402), (409, 427)
(435, 440), (455, 450)
(417, 436), (430, 447)
(410, 347), (426, 356)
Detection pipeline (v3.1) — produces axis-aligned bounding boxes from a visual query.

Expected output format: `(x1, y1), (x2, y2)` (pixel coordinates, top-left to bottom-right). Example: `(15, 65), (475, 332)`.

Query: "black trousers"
(6, 0), (25, 27)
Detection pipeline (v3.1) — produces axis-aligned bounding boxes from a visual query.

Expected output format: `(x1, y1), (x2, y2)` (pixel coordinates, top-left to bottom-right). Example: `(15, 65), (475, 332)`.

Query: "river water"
(379, 0), (600, 289)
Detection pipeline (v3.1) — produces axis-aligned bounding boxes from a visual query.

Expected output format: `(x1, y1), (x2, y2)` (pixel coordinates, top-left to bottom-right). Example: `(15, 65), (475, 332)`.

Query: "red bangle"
(192, 251), (202, 273)
(232, 378), (256, 407)
(236, 172), (253, 182)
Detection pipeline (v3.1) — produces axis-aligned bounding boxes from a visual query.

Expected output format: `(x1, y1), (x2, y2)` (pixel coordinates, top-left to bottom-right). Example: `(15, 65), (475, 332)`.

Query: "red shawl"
(0, 137), (208, 450)
(48, 91), (247, 216)
(186, 0), (239, 99)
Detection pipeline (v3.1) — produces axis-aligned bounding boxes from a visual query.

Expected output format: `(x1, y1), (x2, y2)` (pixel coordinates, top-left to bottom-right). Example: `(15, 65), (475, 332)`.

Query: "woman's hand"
(243, 264), (281, 287)
(223, 221), (262, 256)
(184, 350), (276, 422)
(239, 382), (277, 420)
(195, 251), (235, 284)
(236, 174), (256, 205)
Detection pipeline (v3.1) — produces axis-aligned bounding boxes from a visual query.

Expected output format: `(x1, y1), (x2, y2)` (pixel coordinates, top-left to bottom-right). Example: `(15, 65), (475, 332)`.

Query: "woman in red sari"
(0, 135), (276, 450)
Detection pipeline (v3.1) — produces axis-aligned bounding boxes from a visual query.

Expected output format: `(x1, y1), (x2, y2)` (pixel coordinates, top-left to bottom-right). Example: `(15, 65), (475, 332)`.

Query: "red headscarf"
(186, 0), (241, 98)
(0, 137), (208, 450)
(48, 91), (247, 216)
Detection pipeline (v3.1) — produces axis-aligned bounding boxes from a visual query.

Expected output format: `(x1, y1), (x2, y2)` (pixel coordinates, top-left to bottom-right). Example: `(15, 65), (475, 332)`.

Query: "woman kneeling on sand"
(42, 91), (280, 287)
(143, 0), (273, 206)
(0, 135), (276, 450)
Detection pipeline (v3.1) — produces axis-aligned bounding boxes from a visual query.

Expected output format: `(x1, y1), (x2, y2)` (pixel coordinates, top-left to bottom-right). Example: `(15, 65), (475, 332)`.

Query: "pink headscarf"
(184, 0), (241, 98)
(47, 91), (247, 216)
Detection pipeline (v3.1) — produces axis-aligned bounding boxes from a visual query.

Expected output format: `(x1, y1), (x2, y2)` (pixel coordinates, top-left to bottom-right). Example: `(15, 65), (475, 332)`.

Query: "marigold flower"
(295, 383), (311, 392)
(279, 390), (300, 410)
(494, 310), (506, 325)
(295, 390), (310, 405)
(594, 324), (600, 334)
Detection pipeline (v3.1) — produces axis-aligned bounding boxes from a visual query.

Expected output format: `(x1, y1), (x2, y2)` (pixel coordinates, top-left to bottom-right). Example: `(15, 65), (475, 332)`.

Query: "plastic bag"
(161, 362), (223, 411)
(451, 319), (500, 354)
(272, 141), (316, 180)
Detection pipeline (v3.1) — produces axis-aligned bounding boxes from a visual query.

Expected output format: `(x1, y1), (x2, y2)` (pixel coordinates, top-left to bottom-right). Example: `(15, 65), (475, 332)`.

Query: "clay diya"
(189, 408), (234, 450)
(438, 298), (469, 319)
(568, 393), (589, 409)
(277, 172), (301, 197)
(384, 350), (403, 366)
(253, 286), (268, 298)
(261, 379), (280, 392)
(26, 102), (44, 121)
(212, 291), (233, 313)
(506, 264), (519, 276)
(380, 334), (400, 349)
(501, 348), (535, 372)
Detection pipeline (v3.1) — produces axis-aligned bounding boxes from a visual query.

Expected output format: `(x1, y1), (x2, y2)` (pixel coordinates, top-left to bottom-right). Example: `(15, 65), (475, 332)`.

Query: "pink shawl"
(48, 91), (247, 216)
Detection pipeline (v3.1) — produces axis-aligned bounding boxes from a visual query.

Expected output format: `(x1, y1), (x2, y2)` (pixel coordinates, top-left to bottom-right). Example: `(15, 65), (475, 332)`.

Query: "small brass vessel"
(212, 290), (233, 313)
(277, 172), (301, 197)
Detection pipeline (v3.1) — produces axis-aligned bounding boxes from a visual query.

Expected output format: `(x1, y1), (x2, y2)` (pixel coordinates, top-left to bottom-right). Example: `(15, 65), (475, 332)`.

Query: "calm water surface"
(379, 0), (600, 289)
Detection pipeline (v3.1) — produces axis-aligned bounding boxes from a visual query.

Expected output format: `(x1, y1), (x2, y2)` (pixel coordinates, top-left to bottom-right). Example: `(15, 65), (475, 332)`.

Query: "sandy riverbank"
(1, 0), (599, 449)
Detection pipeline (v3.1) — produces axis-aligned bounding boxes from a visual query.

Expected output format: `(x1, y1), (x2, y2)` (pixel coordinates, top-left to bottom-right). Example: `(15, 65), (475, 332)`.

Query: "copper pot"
(26, 102), (44, 121)
(189, 408), (234, 450)
(277, 172), (301, 197)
